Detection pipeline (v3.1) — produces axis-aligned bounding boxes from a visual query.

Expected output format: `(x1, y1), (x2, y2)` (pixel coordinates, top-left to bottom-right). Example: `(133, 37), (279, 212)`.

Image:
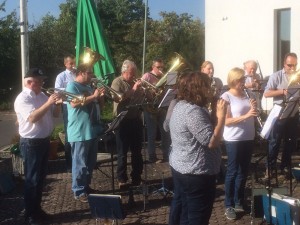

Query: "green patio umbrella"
(76, 0), (115, 83)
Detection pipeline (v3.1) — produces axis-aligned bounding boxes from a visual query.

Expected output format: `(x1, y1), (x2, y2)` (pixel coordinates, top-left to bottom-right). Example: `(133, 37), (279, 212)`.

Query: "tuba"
(145, 52), (188, 113)
(155, 52), (187, 88)
(82, 47), (105, 66)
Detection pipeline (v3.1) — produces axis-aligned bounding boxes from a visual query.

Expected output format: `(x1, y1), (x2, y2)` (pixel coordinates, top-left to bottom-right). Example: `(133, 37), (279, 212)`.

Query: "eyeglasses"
(155, 66), (164, 69)
(286, 64), (297, 68)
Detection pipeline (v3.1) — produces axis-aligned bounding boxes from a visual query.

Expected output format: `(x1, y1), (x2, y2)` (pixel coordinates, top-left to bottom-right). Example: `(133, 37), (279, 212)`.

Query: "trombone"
(42, 88), (86, 105)
(91, 78), (123, 102)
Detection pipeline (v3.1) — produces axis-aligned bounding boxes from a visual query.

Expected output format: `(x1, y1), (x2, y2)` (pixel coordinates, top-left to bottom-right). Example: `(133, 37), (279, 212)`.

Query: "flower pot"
(49, 140), (59, 160)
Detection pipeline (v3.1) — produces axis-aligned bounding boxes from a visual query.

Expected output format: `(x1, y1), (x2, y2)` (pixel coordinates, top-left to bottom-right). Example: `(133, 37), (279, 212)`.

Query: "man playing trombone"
(66, 64), (105, 202)
(141, 58), (171, 163)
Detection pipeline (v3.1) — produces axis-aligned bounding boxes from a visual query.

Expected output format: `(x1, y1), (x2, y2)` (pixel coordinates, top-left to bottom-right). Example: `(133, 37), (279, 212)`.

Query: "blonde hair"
(227, 67), (245, 88)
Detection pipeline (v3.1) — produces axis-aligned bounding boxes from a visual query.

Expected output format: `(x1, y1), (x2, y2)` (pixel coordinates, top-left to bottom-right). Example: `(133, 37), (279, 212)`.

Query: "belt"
(21, 137), (50, 145)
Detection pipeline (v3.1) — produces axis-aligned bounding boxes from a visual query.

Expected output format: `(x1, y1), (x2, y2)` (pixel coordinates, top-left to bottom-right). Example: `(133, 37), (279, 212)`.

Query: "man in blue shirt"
(66, 64), (105, 202)
(263, 52), (298, 178)
(55, 54), (76, 172)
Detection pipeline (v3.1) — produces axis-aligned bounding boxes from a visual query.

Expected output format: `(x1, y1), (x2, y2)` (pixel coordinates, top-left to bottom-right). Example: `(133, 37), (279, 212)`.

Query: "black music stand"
(100, 111), (128, 194)
(147, 89), (176, 198)
(88, 194), (125, 225)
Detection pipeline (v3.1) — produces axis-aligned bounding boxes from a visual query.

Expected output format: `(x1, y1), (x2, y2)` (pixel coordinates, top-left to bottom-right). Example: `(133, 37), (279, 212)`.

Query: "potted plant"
(49, 124), (64, 160)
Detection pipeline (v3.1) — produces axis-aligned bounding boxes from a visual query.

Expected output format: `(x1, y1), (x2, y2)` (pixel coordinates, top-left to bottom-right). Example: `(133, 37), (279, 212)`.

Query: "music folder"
(260, 104), (282, 139)
(104, 111), (128, 134)
(88, 194), (125, 220)
(158, 88), (178, 108)
(279, 85), (300, 119)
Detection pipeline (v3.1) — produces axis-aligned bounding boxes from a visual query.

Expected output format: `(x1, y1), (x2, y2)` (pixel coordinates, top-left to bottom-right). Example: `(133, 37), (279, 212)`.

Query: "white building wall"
(205, 0), (300, 84)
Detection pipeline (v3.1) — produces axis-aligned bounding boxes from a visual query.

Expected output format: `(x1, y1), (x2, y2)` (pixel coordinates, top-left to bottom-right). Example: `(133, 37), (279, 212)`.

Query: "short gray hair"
(121, 60), (136, 73)
(243, 60), (257, 69)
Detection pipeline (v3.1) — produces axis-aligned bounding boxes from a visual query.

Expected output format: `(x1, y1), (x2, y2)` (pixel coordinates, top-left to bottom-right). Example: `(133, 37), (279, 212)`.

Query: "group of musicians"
(14, 51), (298, 224)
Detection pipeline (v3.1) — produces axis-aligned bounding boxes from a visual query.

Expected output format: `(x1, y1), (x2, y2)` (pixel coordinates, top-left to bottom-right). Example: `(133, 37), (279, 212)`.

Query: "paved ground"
(0, 110), (300, 225)
(1, 140), (300, 225)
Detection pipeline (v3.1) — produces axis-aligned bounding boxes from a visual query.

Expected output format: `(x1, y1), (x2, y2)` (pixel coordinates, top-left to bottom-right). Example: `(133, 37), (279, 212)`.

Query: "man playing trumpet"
(14, 68), (62, 224)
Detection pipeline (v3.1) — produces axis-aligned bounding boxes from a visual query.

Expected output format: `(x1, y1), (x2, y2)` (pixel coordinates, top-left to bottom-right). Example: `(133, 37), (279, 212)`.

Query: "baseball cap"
(24, 68), (47, 79)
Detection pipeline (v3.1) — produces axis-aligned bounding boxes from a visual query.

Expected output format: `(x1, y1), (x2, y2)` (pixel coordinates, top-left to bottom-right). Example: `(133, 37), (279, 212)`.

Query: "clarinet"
(244, 88), (263, 128)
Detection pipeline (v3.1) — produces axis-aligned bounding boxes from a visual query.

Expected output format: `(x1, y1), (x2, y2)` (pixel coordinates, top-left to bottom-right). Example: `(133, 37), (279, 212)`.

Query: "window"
(276, 8), (291, 70)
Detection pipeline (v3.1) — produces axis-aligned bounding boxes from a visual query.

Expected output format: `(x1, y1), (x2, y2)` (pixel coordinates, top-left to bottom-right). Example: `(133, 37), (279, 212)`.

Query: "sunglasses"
(286, 64), (297, 68)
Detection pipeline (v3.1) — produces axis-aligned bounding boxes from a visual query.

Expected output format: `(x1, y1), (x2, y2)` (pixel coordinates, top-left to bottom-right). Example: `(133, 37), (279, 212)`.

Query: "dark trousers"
(20, 137), (49, 217)
(267, 114), (298, 170)
(169, 169), (216, 225)
(116, 118), (143, 183)
(62, 104), (72, 169)
(224, 140), (253, 208)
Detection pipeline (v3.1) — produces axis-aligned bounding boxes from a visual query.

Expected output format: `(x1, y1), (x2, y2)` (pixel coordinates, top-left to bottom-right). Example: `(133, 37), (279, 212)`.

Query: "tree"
(0, 1), (20, 99)
(28, 0), (77, 87)
(145, 12), (205, 71)
(97, 0), (147, 73)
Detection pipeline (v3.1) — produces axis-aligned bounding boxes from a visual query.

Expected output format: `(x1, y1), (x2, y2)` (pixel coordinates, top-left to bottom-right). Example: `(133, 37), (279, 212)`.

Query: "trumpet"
(42, 88), (86, 105)
(91, 78), (123, 102)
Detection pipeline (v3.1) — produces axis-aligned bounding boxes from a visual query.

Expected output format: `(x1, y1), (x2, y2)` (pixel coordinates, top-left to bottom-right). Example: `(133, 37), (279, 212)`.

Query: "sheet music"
(280, 85), (300, 119)
(166, 72), (177, 86)
(260, 104), (282, 139)
(158, 88), (178, 108)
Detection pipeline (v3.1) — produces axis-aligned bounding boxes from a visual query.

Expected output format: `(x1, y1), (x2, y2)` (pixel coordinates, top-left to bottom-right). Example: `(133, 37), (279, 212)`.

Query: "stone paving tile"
(1, 148), (300, 224)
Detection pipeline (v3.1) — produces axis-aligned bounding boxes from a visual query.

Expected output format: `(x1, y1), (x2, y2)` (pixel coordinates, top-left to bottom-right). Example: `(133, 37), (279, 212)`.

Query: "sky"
(4, 0), (205, 24)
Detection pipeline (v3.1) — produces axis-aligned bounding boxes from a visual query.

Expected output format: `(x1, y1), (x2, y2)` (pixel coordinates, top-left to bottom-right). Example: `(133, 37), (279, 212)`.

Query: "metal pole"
(142, 0), (148, 75)
(20, 0), (29, 89)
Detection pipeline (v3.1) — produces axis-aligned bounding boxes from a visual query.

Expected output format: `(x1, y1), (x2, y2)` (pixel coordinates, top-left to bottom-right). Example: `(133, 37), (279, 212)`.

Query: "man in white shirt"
(55, 54), (76, 171)
(14, 68), (61, 225)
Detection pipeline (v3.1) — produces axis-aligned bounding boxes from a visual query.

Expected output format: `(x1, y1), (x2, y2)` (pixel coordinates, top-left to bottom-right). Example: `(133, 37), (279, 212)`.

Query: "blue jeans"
(267, 115), (298, 170)
(170, 169), (216, 225)
(144, 109), (171, 161)
(20, 137), (50, 217)
(224, 140), (253, 208)
(70, 139), (98, 197)
(62, 104), (72, 169)
(115, 118), (143, 183)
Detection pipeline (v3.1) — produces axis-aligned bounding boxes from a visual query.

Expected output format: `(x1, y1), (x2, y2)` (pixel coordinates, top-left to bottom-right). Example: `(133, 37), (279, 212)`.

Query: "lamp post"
(142, 0), (148, 75)
(20, 0), (29, 89)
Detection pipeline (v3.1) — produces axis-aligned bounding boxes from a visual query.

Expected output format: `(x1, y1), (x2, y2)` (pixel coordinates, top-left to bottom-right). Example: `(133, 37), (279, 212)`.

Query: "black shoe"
(35, 209), (50, 220)
(86, 186), (97, 194)
(131, 179), (142, 186)
(25, 216), (40, 225)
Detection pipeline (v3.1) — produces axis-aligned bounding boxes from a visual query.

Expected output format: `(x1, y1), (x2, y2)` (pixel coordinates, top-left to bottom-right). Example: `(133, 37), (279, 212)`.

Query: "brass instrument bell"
(288, 69), (300, 87)
(82, 47), (105, 67)
(155, 52), (187, 88)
